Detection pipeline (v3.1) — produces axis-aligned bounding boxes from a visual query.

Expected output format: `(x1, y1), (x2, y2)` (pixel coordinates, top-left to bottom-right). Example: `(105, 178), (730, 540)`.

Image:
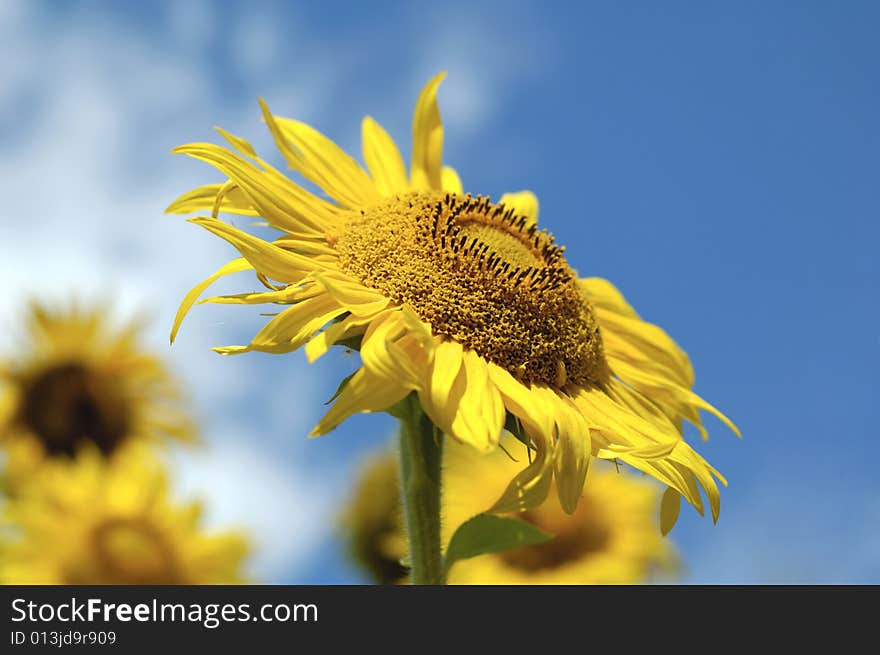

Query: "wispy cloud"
(0, 0), (555, 581)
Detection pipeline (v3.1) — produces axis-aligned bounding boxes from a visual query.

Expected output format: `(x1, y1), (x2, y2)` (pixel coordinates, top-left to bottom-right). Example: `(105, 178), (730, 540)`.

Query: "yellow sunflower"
(1, 446), (248, 584)
(343, 442), (674, 585)
(340, 451), (408, 585)
(442, 438), (675, 584)
(0, 302), (196, 492)
(167, 72), (739, 531)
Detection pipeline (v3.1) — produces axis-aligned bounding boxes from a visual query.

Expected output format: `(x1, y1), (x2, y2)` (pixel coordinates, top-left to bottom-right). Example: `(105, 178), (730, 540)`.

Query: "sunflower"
(442, 437), (675, 584)
(343, 442), (674, 585)
(0, 446), (248, 584)
(0, 302), (196, 492)
(340, 451), (408, 585)
(167, 72), (739, 531)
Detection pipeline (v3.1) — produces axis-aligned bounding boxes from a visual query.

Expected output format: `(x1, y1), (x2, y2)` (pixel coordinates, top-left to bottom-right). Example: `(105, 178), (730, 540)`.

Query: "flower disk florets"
(337, 192), (608, 388)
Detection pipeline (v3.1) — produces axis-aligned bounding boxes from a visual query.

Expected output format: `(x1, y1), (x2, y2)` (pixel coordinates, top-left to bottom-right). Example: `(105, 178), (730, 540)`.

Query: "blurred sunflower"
(168, 72), (738, 526)
(0, 302), (196, 492)
(442, 438), (675, 584)
(343, 442), (674, 585)
(0, 446), (248, 584)
(340, 452), (408, 585)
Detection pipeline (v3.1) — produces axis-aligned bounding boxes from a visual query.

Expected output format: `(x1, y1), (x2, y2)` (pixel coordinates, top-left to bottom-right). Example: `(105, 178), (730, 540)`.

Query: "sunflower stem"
(398, 394), (445, 585)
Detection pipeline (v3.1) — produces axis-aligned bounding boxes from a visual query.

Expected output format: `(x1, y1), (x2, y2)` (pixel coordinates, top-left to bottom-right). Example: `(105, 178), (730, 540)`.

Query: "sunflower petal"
(173, 142), (335, 237)
(212, 293), (344, 355)
(499, 190), (539, 227)
(485, 363), (555, 446)
(170, 258), (252, 344)
(361, 311), (420, 387)
(411, 72), (446, 190)
(441, 166), (463, 194)
(215, 127), (257, 158)
(612, 359), (741, 438)
(260, 100), (379, 209)
(313, 271), (391, 317)
(189, 217), (323, 284)
(362, 116), (409, 196)
(553, 394), (591, 514)
(489, 437), (554, 514)
(660, 487), (681, 536)
(311, 366), (411, 436)
(304, 313), (375, 362)
(165, 184), (257, 216)
(427, 339), (463, 420)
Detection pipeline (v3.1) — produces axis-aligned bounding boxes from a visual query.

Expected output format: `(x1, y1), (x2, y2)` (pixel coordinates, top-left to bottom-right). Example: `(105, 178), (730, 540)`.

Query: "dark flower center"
(20, 362), (131, 456)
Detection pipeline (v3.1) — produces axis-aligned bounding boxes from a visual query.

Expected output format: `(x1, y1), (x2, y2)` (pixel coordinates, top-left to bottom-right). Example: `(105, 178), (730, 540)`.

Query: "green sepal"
(324, 371), (357, 405)
(504, 413), (535, 450)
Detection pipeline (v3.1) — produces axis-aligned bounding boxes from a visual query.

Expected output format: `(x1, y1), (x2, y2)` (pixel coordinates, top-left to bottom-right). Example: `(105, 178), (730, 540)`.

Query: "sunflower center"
(19, 362), (131, 456)
(336, 192), (608, 387)
(500, 498), (612, 572)
(88, 517), (181, 584)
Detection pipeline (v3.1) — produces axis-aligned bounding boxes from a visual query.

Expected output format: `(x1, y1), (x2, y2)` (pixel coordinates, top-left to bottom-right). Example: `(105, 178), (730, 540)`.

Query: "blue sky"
(1, 1), (877, 583)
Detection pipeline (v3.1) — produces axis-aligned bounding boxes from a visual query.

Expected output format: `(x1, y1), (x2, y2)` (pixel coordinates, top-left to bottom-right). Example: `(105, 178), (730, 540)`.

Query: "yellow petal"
(200, 283), (315, 305)
(360, 311), (419, 387)
(214, 126), (257, 158)
(660, 487), (681, 535)
(311, 367), (411, 436)
(489, 436), (554, 514)
(213, 293), (344, 355)
(599, 316), (694, 389)
(499, 190), (539, 227)
(304, 312), (375, 362)
(486, 362), (555, 446)
(452, 350), (504, 451)
(579, 277), (640, 318)
(399, 304), (433, 350)
(441, 166), (463, 194)
(611, 359), (740, 438)
(411, 72), (446, 190)
(427, 339), (463, 421)
(173, 142), (335, 238)
(362, 116), (409, 196)
(552, 393), (591, 514)
(189, 217), (323, 284)
(259, 99), (379, 209)
(313, 271), (391, 317)
(170, 257), (252, 343)
(165, 183), (257, 216)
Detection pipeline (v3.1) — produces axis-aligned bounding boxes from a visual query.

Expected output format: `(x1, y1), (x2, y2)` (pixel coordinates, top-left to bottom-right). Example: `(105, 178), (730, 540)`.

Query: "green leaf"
(336, 334), (363, 351)
(324, 371), (357, 405)
(443, 513), (553, 576)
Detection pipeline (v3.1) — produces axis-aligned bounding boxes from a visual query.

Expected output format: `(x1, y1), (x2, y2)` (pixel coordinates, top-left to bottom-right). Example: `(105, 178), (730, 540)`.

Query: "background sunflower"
(342, 442), (677, 585)
(1, 446), (248, 584)
(0, 302), (196, 493)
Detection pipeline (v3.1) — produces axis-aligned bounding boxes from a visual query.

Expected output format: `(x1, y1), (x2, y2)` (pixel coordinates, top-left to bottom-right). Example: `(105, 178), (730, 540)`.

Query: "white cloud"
(166, 438), (340, 581)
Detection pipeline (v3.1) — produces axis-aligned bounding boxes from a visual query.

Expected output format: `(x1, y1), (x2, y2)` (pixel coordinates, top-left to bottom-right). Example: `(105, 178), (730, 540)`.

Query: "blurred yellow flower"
(1, 446), (248, 584)
(343, 442), (674, 585)
(0, 302), (196, 492)
(168, 73), (738, 526)
(340, 452), (408, 585)
(442, 438), (676, 584)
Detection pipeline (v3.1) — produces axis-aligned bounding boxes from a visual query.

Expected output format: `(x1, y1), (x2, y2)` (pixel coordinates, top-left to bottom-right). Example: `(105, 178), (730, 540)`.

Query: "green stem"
(398, 394), (445, 585)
